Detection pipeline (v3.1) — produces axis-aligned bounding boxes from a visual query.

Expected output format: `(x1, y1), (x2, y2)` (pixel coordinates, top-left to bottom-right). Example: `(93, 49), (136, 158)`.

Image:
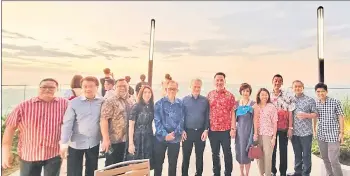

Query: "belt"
(186, 128), (204, 131)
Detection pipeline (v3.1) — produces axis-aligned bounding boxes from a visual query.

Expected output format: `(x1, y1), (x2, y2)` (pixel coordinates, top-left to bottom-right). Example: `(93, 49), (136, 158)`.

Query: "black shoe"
(271, 174), (276, 176)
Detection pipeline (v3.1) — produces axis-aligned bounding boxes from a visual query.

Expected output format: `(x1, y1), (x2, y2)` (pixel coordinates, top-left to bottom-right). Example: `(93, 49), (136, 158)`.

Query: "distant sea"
(2, 83), (350, 115)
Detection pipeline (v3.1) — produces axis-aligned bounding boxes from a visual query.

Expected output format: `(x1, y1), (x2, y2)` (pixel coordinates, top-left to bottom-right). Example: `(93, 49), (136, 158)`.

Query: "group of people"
(1, 69), (346, 176)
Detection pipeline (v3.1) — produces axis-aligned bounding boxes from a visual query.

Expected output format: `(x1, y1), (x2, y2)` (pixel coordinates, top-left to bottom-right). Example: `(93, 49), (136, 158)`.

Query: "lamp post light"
(147, 19), (155, 88)
(317, 6), (324, 83)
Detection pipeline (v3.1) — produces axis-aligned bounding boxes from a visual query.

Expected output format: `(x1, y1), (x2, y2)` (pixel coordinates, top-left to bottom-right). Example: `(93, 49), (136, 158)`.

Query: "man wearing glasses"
(153, 80), (184, 176)
(2, 78), (68, 176)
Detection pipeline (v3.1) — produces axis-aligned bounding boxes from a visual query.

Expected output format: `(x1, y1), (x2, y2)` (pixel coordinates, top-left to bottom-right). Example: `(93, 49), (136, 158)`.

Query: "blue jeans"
(291, 135), (313, 176)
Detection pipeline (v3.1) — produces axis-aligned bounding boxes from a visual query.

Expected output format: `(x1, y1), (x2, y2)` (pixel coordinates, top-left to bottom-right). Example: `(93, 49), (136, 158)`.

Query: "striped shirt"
(5, 97), (68, 162)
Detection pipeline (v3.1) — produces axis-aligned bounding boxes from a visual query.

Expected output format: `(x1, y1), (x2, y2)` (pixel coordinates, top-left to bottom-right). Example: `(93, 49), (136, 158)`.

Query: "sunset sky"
(2, 1), (350, 86)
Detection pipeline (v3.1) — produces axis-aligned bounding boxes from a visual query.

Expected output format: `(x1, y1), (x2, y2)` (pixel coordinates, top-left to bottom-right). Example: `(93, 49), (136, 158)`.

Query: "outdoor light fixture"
(317, 6), (324, 83)
(148, 19), (155, 87)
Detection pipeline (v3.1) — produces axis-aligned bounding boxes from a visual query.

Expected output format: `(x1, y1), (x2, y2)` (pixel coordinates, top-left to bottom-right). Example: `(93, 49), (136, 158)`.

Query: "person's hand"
(201, 130), (208, 141)
(101, 138), (111, 152)
(296, 112), (308, 119)
(339, 133), (344, 145)
(230, 129), (236, 139)
(165, 132), (175, 141)
(288, 129), (293, 139)
(1, 148), (13, 169)
(128, 143), (135, 155)
(271, 137), (276, 148)
(59, 144), (68, 159)
(253, 134), (258, 142)
(181, 131), (187, 142)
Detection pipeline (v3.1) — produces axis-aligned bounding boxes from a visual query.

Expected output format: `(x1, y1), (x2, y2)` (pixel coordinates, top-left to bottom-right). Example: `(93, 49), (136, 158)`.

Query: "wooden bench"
(94, 159), (150, 176)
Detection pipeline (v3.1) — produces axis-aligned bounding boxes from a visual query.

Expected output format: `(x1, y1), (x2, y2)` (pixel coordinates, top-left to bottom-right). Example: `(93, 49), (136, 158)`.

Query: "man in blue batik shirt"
(153, 80), (184, 176)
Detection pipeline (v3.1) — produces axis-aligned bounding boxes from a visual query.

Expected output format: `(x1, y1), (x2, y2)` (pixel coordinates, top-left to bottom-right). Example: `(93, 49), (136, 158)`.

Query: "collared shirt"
(293, 93), (318, 137)
(61, 96), (104, 149)
(207, 88), (235, 131)
(104, 89), (115, 99)
(316, 97), (345, 142)
(182, 94), (209, 130)
(100, 93), (134, 144)
(258, 103), (278, 136)
(5, 97), (68, 162)
(154, 97), (184, 143)
(270, 89), (296, 129)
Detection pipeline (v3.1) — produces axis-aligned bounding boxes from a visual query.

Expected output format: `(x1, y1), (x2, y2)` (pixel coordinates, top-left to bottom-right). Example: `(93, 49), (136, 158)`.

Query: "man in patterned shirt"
(314, 82), (345, 176)
(270, 74), (295, 176)
(288, 80), (318, 176)
(100, 78), (135, 166)
(207, 72), (235, 176)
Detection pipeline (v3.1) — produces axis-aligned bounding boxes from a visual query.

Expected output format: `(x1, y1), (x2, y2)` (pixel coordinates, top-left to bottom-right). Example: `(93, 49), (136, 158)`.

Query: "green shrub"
(1, 115), (19, 155)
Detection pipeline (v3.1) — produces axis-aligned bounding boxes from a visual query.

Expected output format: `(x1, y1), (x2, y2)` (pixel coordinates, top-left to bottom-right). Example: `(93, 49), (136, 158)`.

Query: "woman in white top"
(64, 75), (83, 100)
(161, 73), (172, 97)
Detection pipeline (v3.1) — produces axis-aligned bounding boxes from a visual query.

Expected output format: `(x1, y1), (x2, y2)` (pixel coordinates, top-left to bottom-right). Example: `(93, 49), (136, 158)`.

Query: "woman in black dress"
(125, 85), (155, 169)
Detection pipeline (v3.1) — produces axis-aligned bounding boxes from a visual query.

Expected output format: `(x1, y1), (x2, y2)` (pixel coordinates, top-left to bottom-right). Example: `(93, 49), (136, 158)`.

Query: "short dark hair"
(70, 75), (83, 89)
(40, 78), (59, 87)
(239, 83), (252, 95)
(256, 88), (271, 104)
(214, 72), (226, 79)
(80, 76), (99, 87)
(140, 74), (146, 80)
(105, 78), (115, 85)
(272, 74), (283, 82)
(103, 68), (111, 74)
(315, 82), (328, 91)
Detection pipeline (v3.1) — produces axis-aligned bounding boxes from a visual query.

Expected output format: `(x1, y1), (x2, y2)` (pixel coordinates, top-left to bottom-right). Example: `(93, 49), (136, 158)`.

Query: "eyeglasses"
(167, 88), (178, 91)
(40, 86), (56, 91)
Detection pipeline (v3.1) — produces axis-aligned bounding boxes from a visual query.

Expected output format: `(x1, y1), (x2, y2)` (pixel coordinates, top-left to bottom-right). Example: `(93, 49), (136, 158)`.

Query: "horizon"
(2, 1), (350, 86)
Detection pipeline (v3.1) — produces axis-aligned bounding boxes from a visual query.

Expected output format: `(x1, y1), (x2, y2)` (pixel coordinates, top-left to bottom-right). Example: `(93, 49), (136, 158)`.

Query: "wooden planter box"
(94, 159), (150, 176)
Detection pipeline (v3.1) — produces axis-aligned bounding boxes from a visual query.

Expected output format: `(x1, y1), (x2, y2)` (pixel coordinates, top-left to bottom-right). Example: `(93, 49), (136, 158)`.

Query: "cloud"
(2, 43), (95, 59)
(141, 40), (191, 54)
(85, 48), (121, 60)
(2, 29), (37, 40)
(97, 41), (132, 51)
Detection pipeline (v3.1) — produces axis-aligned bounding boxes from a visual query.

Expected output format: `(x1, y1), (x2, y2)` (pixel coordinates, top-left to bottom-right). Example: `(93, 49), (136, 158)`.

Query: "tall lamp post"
(317, 6), (324, 83)
(148, 19), (155, 87)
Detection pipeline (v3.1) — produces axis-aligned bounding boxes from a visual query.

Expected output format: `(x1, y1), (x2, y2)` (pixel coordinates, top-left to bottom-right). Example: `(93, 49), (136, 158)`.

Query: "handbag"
(248, 141), (263, 159)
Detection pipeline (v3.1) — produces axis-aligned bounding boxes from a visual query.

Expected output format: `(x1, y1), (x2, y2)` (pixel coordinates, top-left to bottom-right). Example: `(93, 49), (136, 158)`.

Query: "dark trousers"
(67, 145), (99, 176)
(208, 130), (232, 176)
(153, 139), (180, 176)
(20, 156), (61, 176)
(291, 135), (313, 176)
(105, 142), (126, 167)
(182, 129), (206, 176)
(272, 130), (288, 175)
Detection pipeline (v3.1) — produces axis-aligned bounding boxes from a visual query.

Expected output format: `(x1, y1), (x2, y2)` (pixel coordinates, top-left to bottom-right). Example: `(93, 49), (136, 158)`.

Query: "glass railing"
(2, 84), (349, 115)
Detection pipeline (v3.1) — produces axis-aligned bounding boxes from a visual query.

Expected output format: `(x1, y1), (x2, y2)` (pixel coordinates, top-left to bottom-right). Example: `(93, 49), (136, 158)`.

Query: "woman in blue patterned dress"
(125, 85), (155, 169)
(233, 83), (257, 176)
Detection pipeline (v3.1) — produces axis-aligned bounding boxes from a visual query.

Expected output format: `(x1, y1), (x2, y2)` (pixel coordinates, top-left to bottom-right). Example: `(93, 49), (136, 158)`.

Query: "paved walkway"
(10, 140), (327, 176)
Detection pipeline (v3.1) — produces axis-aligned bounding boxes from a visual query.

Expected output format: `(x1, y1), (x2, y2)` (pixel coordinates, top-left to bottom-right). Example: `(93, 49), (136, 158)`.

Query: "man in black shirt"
(125, 76), (135, 96)
(100, 68), (113, 97)
(135, 74), (148, 96)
